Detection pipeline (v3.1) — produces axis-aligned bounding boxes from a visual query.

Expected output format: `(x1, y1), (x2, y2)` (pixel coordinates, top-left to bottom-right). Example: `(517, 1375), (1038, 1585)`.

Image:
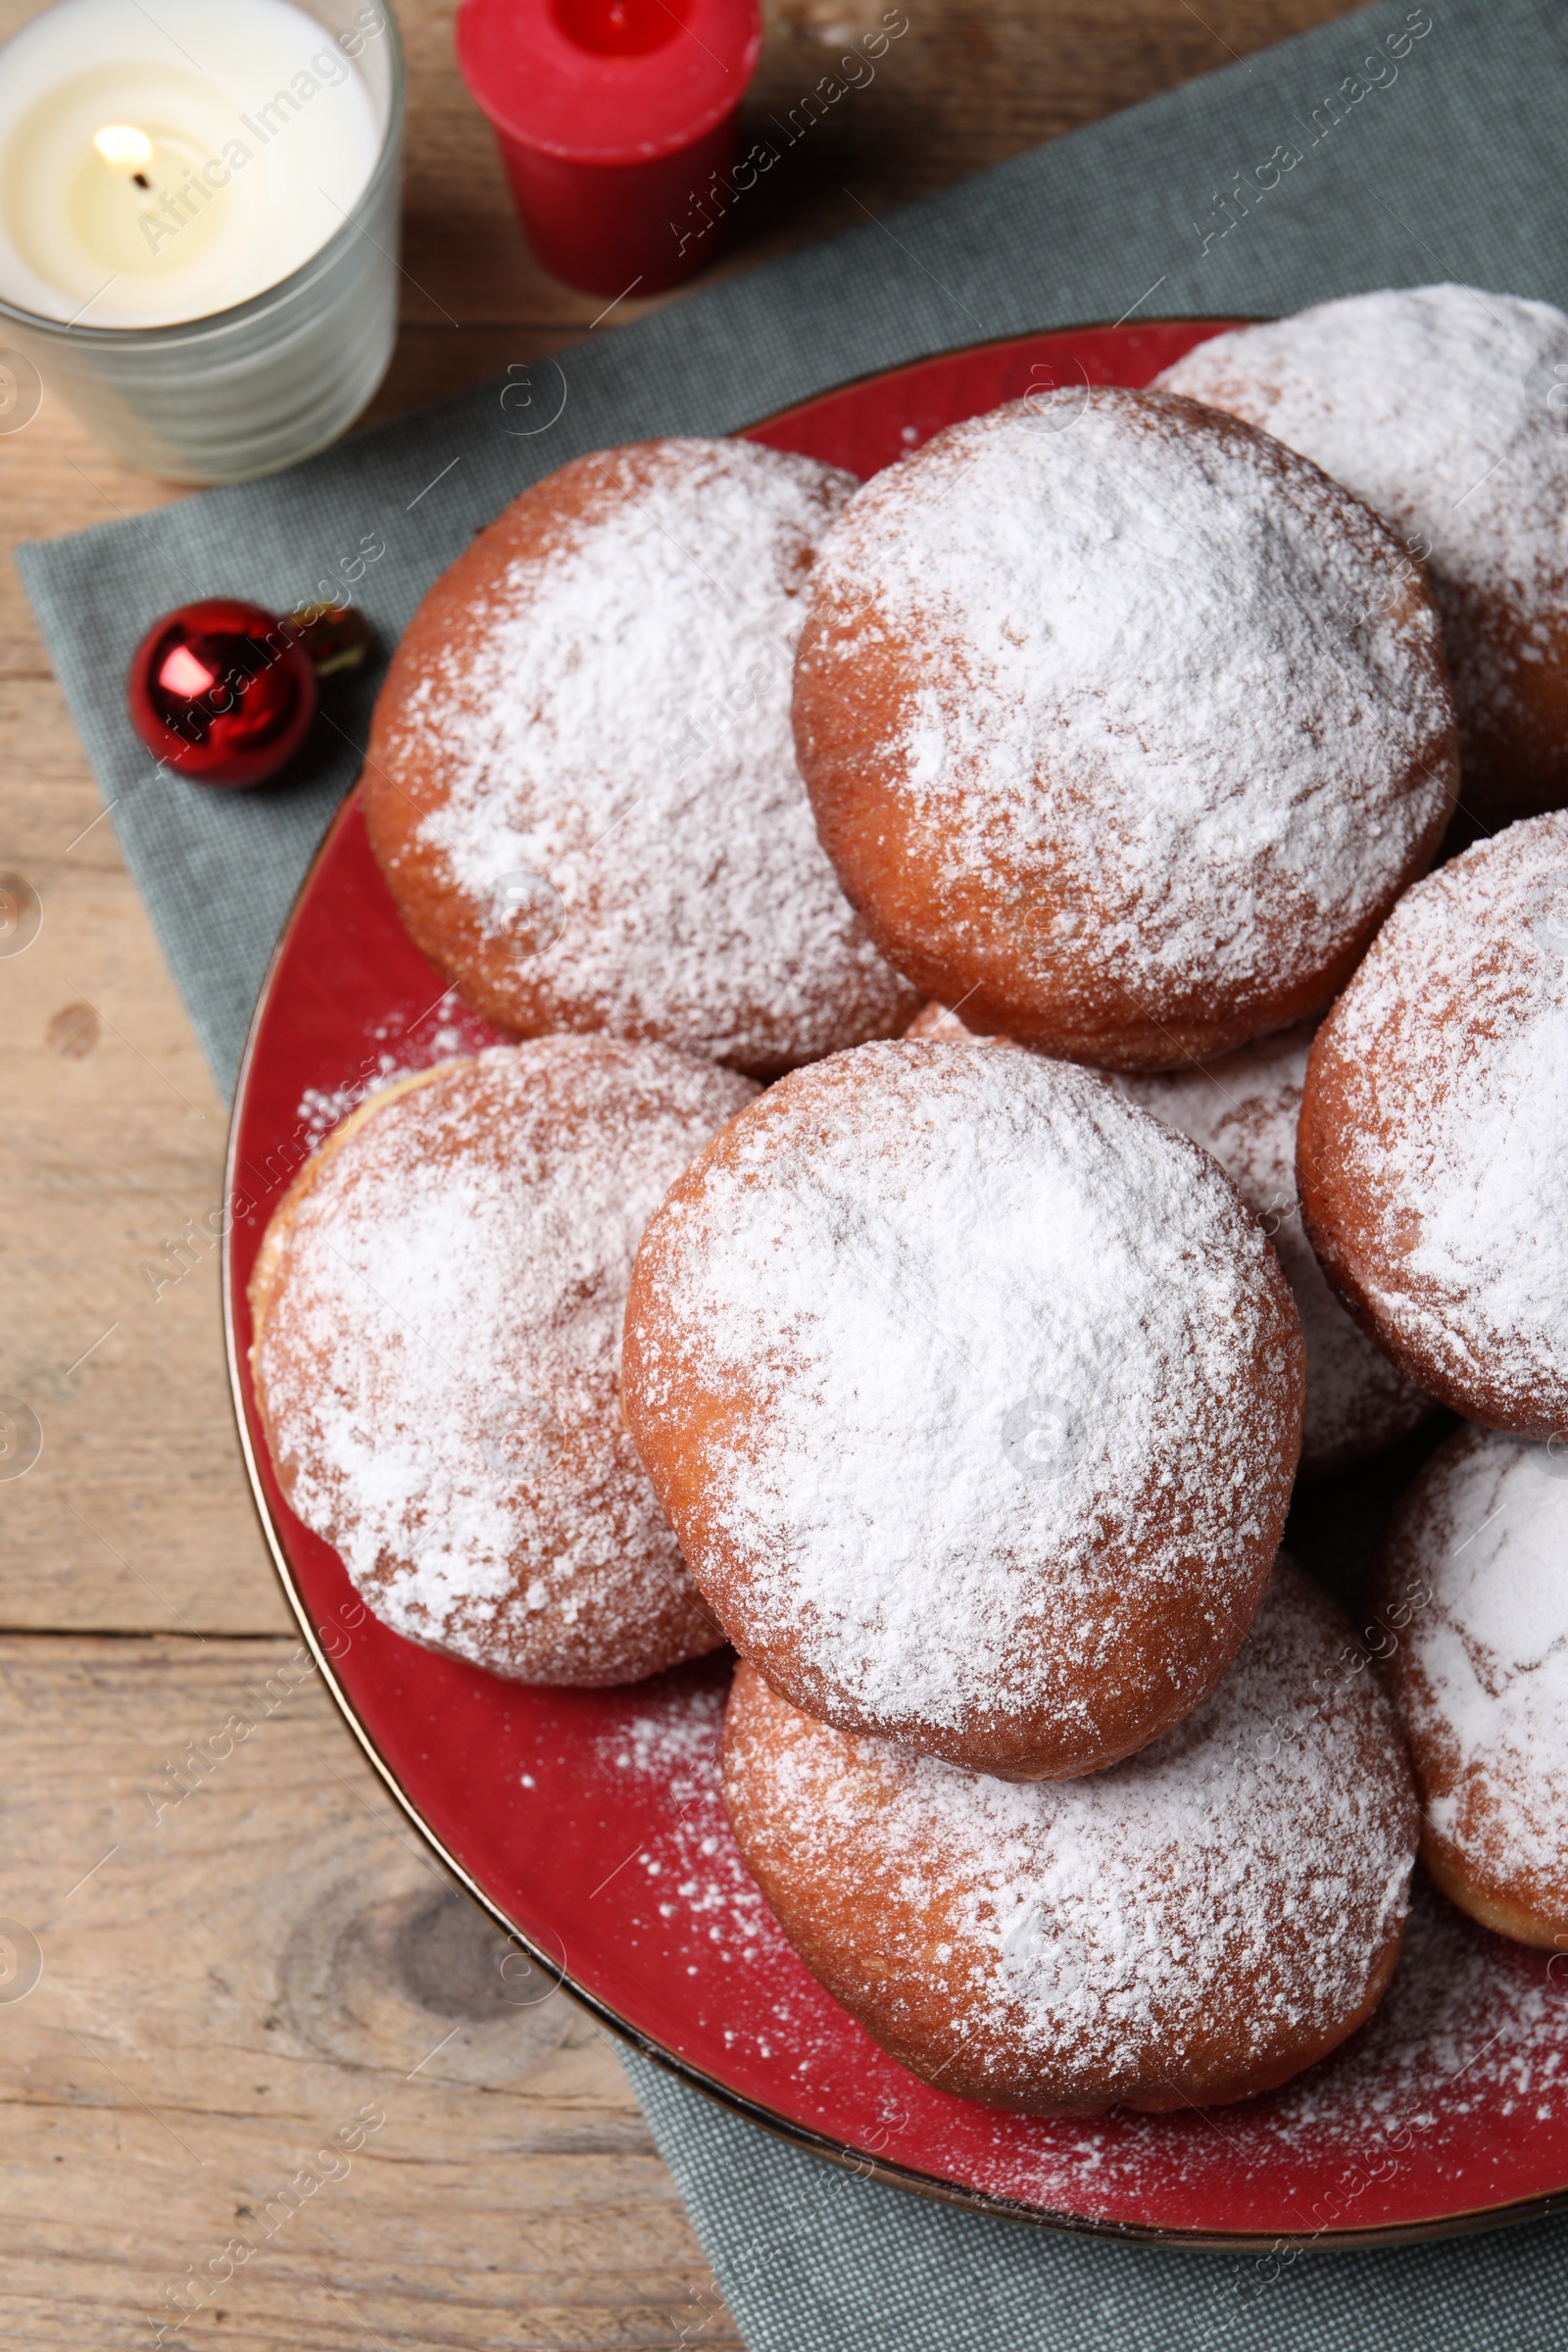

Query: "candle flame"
(93, 124), (156, 172)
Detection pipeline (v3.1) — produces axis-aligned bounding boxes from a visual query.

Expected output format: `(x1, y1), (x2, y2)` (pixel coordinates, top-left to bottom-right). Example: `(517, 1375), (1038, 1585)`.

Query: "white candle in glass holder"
(0, 0), (381, 327)
(0, 0), (401, 480)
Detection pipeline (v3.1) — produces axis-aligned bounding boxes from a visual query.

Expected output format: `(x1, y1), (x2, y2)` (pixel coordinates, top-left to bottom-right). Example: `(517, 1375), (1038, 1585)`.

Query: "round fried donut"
(722, 1556), (1418, 2115)
(250, 1038), (755, 1684)
(1299, 810), (1568, 1438)
(906, 1003), (1434, 1478)
(792, 388), (1457, 1069)
(364, 437), (916, 1077)
(1367, 1423), (1568, 1949)
(622, 1039), (1304, 1779)
(1160, 285), (1568, 833)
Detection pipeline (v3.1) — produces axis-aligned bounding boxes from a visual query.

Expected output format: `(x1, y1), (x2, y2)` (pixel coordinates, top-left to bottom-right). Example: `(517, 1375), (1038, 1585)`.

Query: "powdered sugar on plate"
(1303, 810), (1568, 1426)
(626, 1040), (1302, 1753)
(799, 388), (1453, 1027)
(370, 437), (916, 1072)
(593, 1675), (775, 1988)
(965, 1869), (1568, 2227)
(295, 1005), (484, 1145)
(297, 1052), (413, 1145)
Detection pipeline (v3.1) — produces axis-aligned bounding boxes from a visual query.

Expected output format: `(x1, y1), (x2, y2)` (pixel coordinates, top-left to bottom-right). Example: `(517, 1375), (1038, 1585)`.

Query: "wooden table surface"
(0, 3), (1354, 2342)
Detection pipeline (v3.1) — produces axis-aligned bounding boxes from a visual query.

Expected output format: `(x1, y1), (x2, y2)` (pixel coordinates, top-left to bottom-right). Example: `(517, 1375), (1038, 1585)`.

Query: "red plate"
(224, 323), (1568, 2249)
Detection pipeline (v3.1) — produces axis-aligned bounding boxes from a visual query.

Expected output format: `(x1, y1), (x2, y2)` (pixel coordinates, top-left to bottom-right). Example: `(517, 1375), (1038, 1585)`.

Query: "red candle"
(457, 0), (763, 297)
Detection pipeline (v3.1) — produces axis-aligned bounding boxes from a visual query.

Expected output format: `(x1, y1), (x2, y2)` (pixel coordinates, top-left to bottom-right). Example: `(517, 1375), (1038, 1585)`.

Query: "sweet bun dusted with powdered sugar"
(1298, 810), (1568, 1439)
(791, 387), (1457, 1070)
(722, 1556), (1419, 2115)
(249, 1038), (755, 1686)
(905, 1002), (1436, 1479)
(1159, 285), (1568, 833)
(622, 1039), (1305, 1781)
(1367, 1424), (1568, 1951)
(363, 436), (918, 1077)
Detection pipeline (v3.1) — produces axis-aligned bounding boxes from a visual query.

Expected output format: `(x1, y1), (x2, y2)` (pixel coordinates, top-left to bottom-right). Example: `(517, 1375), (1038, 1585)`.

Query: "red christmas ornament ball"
(127, 599), (318, 789)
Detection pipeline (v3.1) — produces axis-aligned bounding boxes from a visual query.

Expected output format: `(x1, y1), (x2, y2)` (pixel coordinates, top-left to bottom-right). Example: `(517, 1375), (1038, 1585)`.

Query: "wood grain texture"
(0, 1), (1357, 2341)
(0, 1637), (731, 2349)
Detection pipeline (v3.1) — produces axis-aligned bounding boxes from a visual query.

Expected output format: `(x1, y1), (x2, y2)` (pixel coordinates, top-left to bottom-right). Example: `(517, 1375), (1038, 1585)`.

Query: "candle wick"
(132, 172), (150, 189)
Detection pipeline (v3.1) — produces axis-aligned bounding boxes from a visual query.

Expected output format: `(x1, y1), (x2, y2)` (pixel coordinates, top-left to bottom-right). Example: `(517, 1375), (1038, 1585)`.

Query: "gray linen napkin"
(19, 0), (1568, 2338)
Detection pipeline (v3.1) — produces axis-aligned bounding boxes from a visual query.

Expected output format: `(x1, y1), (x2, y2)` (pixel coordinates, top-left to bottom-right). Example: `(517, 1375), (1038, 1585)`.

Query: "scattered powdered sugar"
(963, 1868), (1568, 2222)
(1159, 285), (1568, 744)
(297, 1016), (477, 1144)
(802, 389), (1453, 1020)
(526, 1649), (1568, 2216)
(499, 1653), (1565, 2214)
(725, 1563), (1418, 2105)
(372, 437), (915, 1071)
(297, 1052), (413, 1144)
(1379, 1425), (1568, 1898)
(608, 1686), (731, 1796)
(1308, 810), (1568, 1422)
(628, 1041), (1300, 1746)
(252, 1039), (755, 1683)
(593, 1675), (775, 1984)
(1114, 1029), (1432, 1477)
(1248, 1865), (1568, 2157)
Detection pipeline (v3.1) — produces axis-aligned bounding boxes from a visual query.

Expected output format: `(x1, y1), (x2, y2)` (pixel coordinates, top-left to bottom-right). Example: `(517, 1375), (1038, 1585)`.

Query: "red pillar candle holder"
(457, 0), (763, 297)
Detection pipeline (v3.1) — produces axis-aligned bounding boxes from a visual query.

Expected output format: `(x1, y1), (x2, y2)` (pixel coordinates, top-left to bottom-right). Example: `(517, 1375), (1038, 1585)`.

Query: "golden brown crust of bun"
(793, 390), (1456, 1072)
(250, 1038), (753, 1687)
(1366, 1421), (1568, 1948)
(1436, 592), (1568, 839)
(1418, 1842), (1567, 1952)
(362, 437), (916, 1076)
(248, 1063), (443, 1347)
(1158, 288), (1568, 836)
(1298, 812), (1568, 1439)
(722, 1560), (1417, 2116)
(624, 1039), (1303, 1781)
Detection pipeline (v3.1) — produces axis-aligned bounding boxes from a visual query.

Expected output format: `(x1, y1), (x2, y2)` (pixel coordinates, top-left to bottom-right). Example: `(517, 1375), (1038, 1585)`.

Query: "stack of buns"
(250, 281), (1568, 2118)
